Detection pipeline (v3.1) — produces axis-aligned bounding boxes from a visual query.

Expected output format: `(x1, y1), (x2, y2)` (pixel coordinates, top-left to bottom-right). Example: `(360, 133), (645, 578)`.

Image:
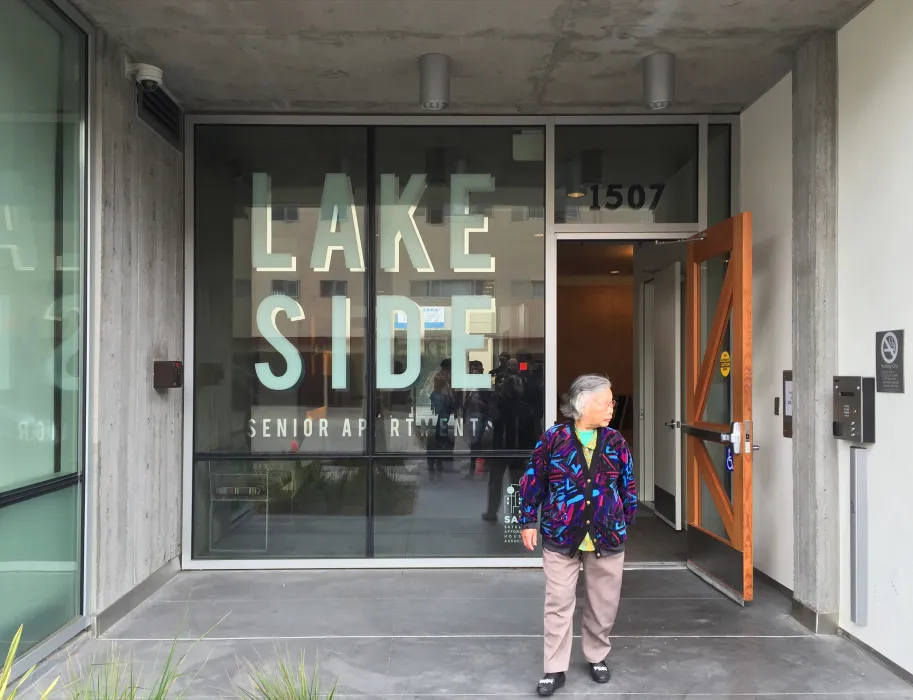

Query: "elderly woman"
(518, 374), (637, 696)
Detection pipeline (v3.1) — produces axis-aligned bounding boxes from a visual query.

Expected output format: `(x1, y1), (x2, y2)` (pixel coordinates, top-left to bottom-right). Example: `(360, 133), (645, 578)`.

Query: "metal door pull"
(681, 421), (745, 455)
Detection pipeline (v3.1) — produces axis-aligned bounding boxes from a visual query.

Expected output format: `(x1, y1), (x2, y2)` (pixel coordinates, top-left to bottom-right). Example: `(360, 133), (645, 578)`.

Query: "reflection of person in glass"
(516, 354), (544, 450)
(481, 358), (527, 520)
(499, 358), (523, 447)
(489, 351), (511, 448)
(380, 360), (414, 452)
(489, 351), (511, 383)
(517, 375), (637, 696)
(427, 358), (453, 479)
(460, 360), (489, 479)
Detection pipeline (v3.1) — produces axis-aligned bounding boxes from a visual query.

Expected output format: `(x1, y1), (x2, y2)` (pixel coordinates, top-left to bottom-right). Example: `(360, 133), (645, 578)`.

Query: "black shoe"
(536, 672), (565, 696)
(588, 660), (611, 684)
(481, 512), (497, 522)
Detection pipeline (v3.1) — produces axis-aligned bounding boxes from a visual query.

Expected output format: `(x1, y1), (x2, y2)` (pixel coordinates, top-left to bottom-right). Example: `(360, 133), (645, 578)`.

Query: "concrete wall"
(836, 0), (913, 674)
(89, 32), (184, 614)
(740, 74), (795, 590)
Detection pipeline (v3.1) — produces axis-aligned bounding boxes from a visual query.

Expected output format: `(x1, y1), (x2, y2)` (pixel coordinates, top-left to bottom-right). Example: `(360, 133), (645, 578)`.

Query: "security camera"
(125, 61), (163, 92)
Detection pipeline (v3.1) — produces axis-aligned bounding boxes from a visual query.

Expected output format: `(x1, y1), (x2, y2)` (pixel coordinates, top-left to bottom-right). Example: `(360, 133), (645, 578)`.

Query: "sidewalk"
(23, 568), (913, 698)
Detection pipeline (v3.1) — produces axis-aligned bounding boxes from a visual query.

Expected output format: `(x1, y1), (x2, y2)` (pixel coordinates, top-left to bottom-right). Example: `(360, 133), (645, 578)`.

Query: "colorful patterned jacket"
(518, 423), (637, 554)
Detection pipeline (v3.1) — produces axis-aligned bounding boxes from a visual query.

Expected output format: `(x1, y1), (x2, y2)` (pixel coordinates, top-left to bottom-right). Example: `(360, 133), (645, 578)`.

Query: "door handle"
(681, 421), (743, 454)
(681, 421), (759, 455)
(664, 420), (679, 428)
(681, 422), (731, 444)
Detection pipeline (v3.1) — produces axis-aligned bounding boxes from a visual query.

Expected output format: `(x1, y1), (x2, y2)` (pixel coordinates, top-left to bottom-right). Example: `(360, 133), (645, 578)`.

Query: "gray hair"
(560, 374), (613, 420)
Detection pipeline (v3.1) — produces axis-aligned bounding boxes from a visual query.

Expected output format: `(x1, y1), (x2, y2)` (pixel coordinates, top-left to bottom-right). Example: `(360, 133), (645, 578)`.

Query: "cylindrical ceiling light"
(643, 52), (675, 110)
(419, 53), (450, 111)
(564, 160), (586, 199)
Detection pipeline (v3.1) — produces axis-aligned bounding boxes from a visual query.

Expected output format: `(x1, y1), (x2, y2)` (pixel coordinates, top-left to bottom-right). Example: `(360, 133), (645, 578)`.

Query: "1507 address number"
(584, 183), (666, 211)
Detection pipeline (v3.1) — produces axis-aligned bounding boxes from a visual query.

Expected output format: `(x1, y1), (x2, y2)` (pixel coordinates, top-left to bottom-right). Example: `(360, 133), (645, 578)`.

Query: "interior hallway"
(23, 569), (913, 699)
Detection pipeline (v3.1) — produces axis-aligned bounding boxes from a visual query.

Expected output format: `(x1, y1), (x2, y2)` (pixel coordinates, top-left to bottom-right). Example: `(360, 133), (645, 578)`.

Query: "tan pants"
(542, 548), (624, 673)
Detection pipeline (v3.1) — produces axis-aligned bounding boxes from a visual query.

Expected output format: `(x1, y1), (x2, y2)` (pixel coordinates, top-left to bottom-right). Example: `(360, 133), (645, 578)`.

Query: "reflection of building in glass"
(244, 199), (546, 351)
(240, 195), (547, 447)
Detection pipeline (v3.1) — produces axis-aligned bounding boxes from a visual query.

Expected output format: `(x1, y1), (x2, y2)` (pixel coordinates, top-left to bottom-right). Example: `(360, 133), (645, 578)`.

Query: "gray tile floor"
(23, 568), (913, 699)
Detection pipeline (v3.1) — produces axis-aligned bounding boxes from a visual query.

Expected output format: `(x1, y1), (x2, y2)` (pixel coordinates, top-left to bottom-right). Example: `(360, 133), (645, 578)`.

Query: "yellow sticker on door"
(720, 351), (732, 378)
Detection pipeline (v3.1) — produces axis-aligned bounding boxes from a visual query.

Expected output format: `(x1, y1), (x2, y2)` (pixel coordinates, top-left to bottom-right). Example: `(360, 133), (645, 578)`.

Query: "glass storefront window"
(190, 120), (728, 561)
(374, 457), (532, 558)
(554, 125), (698, 225)
(192, 455), (538, 560)
(708, 123), (733, 227)
(192, 125), (545, 559)
(0, 0), (87, 656)
(193, 458), (367, 559)
(193, 126), (369, 455)
(374, 127), (546, 456)
(0, 487), (82, 654)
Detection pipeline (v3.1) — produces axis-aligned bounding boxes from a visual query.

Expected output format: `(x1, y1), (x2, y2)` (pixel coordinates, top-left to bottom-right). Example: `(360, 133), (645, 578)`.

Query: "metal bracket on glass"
(681, 421), (743, 455)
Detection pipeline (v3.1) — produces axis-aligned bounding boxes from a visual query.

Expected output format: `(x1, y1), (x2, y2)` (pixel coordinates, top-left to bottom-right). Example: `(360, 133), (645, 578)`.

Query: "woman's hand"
(521, 528), (538, 551)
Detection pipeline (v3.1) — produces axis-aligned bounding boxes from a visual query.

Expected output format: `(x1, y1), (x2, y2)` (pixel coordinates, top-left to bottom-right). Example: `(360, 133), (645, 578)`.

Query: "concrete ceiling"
(74, 0), (870, 114)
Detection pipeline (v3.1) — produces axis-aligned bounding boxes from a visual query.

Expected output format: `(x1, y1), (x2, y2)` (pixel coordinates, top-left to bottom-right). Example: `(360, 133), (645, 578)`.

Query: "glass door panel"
(698, 255), (733, 539)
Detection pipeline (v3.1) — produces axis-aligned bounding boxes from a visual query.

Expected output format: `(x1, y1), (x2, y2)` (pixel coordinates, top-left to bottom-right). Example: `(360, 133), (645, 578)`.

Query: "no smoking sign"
(875, 329), (905, 393)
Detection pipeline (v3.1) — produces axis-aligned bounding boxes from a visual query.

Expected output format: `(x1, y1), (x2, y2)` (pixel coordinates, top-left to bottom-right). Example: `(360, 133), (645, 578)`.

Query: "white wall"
(837, 0), (913, 675)
(740, 74), (795, 589)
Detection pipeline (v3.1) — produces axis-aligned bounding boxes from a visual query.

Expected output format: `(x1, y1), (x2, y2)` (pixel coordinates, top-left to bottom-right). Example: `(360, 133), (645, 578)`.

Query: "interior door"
(683, 213), (754, 604)
(640, 279), (655, 504)
(652, 262), (682, 529)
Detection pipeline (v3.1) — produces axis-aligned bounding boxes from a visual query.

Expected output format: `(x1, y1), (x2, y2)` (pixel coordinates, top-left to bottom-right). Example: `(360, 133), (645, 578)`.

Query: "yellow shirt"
(576, 428), (597, 552)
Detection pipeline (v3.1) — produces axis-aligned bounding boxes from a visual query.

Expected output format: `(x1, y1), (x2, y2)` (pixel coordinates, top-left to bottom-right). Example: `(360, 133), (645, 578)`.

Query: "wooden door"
(684, 213), (754, 603)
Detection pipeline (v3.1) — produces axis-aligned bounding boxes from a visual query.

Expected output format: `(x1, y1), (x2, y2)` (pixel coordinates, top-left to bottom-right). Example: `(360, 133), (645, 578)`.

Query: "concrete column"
(791, 32), (839, 633)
